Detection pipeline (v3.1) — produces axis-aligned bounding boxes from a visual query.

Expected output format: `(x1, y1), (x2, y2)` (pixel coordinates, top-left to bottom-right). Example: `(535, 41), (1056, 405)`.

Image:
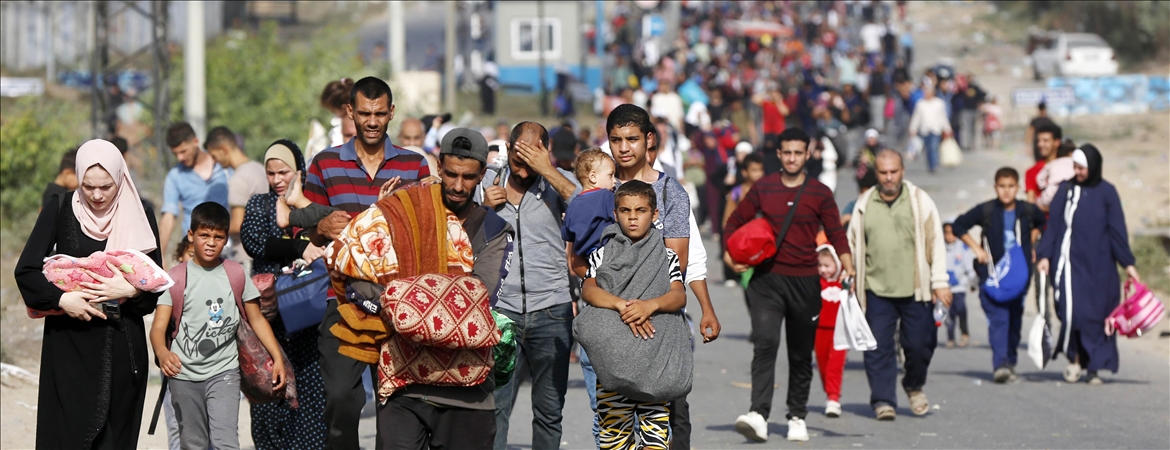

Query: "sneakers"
(1064, 362), (1082, 383)
(786, 417), (809, 441)
(734, 411), (768, 443)
(722, 279), (739, 288)
(993, 366), (1012, 384)
(825, 400), (842, 418)
(1087, 371), (1104, 385)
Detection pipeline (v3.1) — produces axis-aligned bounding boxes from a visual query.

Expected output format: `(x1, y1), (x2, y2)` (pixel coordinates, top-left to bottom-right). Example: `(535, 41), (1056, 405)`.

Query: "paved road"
(356, 2), (1170, 449)
(494, 152), (1170, 449)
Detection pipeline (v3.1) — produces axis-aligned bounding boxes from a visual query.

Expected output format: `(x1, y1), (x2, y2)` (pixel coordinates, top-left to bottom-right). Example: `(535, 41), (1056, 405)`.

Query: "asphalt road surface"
(494, 150), (1170, 449)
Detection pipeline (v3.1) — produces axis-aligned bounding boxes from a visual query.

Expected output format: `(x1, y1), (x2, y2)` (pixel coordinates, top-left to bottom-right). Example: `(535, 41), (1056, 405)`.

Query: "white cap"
(735, 141), (754, 155)
(865, 128), (880, 139)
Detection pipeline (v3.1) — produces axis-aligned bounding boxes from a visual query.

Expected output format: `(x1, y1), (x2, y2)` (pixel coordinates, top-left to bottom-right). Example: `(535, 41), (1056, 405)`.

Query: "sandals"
(1064, 362), (1082, 383)
(874, 404), (896, 421)
(907, 391), (929, 416)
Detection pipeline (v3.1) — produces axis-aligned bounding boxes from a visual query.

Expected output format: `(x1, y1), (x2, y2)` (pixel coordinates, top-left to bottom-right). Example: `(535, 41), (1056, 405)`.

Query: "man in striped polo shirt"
(304, 76), (430, 449)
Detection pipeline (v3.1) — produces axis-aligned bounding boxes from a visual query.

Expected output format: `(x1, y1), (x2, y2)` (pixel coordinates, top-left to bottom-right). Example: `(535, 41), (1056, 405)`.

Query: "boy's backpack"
(165, 260), (298, 408)
(980, 202), (1031, 303)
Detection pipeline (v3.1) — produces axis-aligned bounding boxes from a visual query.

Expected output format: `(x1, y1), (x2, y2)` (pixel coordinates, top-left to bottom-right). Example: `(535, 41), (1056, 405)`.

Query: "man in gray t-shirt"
(205, 126), (269, 268)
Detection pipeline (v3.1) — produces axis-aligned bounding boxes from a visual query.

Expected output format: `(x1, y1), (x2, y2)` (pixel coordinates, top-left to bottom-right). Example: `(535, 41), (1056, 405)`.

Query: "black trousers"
(747, 273), (822, 420)
(668, 395), (691, 449)
(319, 299), (379, 450)
(378, 395), (495, 450)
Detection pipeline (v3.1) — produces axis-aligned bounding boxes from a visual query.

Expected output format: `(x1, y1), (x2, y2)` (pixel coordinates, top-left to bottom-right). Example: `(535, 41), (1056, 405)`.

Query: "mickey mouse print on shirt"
(163, 261), (261, 381)
(207, 298), (226, 328)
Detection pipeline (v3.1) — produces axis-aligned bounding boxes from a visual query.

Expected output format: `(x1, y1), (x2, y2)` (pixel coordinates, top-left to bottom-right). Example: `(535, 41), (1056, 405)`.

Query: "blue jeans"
(493, 302), (573, 450)
(980, 290), (1024, 369)
(921, 133), (942, 172)
(945, 292), (969, 341)
(578, 346), (601, 448)
(863, 292), (937, 408)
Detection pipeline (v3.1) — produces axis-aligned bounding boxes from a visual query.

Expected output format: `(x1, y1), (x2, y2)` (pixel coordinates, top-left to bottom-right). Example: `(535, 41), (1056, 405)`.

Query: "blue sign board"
(643, 14), (666, 38)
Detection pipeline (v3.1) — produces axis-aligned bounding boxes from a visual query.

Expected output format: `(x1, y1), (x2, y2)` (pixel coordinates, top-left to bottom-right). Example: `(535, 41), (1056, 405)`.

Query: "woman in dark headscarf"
(241, 140), (336, 448)
(1036, 144), (1141, 385)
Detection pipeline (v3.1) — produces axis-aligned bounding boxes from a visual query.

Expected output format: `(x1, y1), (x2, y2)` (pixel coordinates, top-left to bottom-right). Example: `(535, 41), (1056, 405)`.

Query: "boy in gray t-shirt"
(150, 202), (286, 450)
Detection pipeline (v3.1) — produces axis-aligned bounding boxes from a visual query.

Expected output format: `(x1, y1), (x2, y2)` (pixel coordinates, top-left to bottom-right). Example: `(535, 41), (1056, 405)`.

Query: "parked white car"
(1031, 32), (1119, 79)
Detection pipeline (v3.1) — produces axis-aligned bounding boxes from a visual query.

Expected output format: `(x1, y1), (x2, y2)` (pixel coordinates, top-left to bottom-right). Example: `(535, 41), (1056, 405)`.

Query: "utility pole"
(45, 2), (56, 84)
(537, 0), (547, 116)
(91, 1), (109, 138)
(389, 1), (405, 80)
(185, 0), (206, 141)
(444, 1), (456, 112)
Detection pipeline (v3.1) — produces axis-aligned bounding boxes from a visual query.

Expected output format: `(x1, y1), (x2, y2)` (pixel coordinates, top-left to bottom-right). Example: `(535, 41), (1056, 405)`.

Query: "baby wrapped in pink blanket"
(28, 249), (174, 319)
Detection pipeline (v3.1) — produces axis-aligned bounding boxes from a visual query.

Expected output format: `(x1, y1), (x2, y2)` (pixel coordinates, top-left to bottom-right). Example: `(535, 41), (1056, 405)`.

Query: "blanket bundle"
(573, 225), (694, 402)
(29, 249), (174, 319)
(376, 273), (499, 400)
(327, 184), (495, 401)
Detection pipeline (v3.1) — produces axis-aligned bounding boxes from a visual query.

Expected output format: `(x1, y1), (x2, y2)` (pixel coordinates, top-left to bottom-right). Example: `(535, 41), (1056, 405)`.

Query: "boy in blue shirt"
(951, 168), (1045, 383)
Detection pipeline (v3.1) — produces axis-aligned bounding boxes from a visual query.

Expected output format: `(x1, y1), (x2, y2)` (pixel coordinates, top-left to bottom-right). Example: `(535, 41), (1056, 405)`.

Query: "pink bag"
(1104, 281), (1165, 338)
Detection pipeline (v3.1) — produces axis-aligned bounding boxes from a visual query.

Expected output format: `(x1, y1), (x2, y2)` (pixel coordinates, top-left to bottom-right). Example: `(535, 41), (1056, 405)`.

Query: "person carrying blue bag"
(952, 167), (1046, 383)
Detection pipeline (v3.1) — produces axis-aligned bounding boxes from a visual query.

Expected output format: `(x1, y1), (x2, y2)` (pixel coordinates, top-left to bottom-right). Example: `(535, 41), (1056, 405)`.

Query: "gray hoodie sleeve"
(472, 224), (514, 307)
(288, 202), (340, 229)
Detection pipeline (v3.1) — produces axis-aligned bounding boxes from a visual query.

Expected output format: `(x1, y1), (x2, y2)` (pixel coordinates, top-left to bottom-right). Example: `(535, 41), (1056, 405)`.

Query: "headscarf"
(1072, 143), (1103, 187)
(262, 139), (306, 192)
(72, 139), (157, 253)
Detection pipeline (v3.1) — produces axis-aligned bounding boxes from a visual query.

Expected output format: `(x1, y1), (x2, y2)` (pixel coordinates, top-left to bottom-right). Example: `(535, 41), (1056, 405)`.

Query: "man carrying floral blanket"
(327, 129), (513, 449)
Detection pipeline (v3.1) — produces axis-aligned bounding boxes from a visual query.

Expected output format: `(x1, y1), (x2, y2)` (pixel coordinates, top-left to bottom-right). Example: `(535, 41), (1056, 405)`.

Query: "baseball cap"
(865, 128), (880, 139)
(440, 128), (489, 165)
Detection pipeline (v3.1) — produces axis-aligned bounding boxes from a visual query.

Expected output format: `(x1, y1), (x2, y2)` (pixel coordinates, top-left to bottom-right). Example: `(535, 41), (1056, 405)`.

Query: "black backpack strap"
(774, 178), (809, 253)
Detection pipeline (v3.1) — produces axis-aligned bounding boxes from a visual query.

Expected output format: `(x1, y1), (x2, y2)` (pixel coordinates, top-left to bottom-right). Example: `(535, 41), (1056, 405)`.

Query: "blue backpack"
(981, 203), (1030, 303)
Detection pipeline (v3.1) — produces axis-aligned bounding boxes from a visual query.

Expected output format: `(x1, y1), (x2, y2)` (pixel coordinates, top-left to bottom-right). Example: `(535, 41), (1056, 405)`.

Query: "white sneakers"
(734, 412), (768, 443)
(786, 417), (809, 441)
(825, 400), (842, 418)
(735, 411), (813, 442)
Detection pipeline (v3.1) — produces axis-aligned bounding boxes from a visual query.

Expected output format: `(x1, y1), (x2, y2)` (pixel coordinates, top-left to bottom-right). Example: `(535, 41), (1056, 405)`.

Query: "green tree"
(0, 98), (89, 229)
(1002, 1), (1170, 66)
(168, 22), (375, 159)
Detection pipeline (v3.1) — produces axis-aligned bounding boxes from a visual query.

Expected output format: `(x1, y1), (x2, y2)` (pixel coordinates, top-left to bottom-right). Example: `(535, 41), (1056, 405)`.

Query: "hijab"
(1072, 143), (1103, 187)
(262, 139), (306, 193)
(72, 139), (157, 252)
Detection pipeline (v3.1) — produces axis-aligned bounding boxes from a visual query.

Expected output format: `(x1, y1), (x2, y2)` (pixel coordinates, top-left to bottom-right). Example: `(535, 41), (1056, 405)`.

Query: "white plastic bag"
(1026, 274), (1055, 369)
(906, 135), (924, 161)
(834, 290), (878, 351)
(940, 137), (962, 167)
